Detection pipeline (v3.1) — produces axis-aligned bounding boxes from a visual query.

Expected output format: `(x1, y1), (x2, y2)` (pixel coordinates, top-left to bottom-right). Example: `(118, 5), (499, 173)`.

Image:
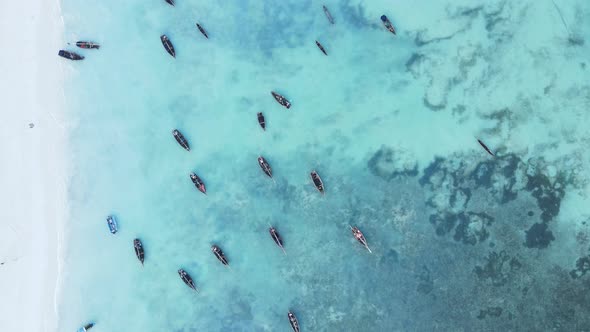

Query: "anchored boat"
(161, 35), (176, 58)
(350, 226), (372, 253)
(211, 245), (229, 266)
(190, 172), (207, 194)
(58, 50), (84, 60)
(269, 226), (286, 254)
(77, 323), (94, 332)
(172, 129), (190, 151)
(257, 156), (273, 179)
(196, 23), (209, 39)
(271, 91), (291, 109)
(315, 40), (327, 55)
(310, 170), (324, 194)
(257, 112), (266, 130)
(288, 311), (300, 332)
(133, 239), (145, 265)
(380, 15), (396, 35)
(323, 5), (334, 24)
(106, 216), (118, 234)
(178, 269), (198, 292)
(76, 41), (100, 49)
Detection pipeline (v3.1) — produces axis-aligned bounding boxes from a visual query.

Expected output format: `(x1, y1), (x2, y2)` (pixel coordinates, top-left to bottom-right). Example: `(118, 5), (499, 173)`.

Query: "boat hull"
(196, 23), (209, 39)
(310, 171), (324, 194)
(323, 5), (335, 24)
(271, 91), (291, 109)
(380, 15), (396, 35)
(258, 157), (272, 178)
(161, 35), (176, 57)
(212, 245), (229, 265)
(106, 216), (118, 234)
(172, 129), (190, 151)
(76, 41), (100, 49)
(134, 239), (144, 265)
(58, 50), (84, 60)
(257, 112), (266, 130)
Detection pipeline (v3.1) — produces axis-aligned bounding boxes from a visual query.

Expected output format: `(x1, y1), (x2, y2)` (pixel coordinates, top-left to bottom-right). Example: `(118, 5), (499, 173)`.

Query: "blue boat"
(106, 216), (118, 234)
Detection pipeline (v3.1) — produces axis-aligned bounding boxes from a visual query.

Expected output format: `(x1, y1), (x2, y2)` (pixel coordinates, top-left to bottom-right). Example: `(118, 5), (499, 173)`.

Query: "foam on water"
(58, 0), (590, 331)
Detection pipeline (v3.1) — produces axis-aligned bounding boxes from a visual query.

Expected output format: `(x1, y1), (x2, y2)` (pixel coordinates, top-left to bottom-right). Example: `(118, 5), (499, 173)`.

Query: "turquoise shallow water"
(58, 0), (590, 331)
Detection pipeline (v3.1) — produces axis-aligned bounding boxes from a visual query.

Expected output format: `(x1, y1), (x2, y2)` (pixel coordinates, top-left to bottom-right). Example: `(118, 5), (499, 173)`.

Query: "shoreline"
(0, 0), (65, 331)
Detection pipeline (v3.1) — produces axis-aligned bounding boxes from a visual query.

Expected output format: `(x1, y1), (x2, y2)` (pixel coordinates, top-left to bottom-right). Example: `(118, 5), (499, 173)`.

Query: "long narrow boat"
(350, 226), (372, 253)
(76, 41), (100, 49)
(196, 23), (209, 39)
(190, 172), (207, 194)
(477, 139), (495, 156)
(258, 156), (273, 179)
(257, 112), (266, 130)
(323, 5), (335, 24)
(58, 50), (84, 60)
(178, 269), (198, 292)
(288, 311), (300, 332)
(172, 129), (190, 151)
(310, 170), (324, 194)
(380, 15), (396, 35)
(106, 215), (118, 234)
(133, 239), (145, 265)
(211, 245), (229, 266)
(77, 323), (94, 332)
(165, 0), (174, 6)
(160, 35), (176, 58)
(271, 91), (291, 109)
(315, 40), (327, 55)
(269, 226), (286, 254)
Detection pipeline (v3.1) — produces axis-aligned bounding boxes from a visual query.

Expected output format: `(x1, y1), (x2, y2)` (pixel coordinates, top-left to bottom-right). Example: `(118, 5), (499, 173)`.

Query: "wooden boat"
(477, 139), (495, 156)
(178, 269), (198, 292)
(196, 23), (209, 39)
(323, 5), (334, 24)
(106, 215), (118, 234)
(269, 226), (286, 254)
(310, 170), (324, 194)
(160, 34), (175, 58)
(350, 226), (372, 253)
(380, 15), (396, 35)
(271, 91), (291, 109)
(190, 173), (206, 194)
(258, 156), (273, 179)
(76, 41), (100, 49)
(58, 50), (84, 60)
(77, 323), (94, 332)
(133, 239), (145, 265)
(315, 41), (327, 55)
(288, 311), (300, 332)
(172, 129), (190, 151)
(211, 245), (229, 266)
(257, 112), (266, 130)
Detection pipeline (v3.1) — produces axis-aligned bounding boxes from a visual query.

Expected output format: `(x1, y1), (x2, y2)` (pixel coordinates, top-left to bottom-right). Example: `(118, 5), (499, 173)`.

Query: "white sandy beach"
(0, 0), (65, 331)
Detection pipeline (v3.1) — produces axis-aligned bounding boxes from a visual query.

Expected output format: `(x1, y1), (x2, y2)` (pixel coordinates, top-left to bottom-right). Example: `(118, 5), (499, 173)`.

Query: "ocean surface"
(57, 0), (590, 331)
